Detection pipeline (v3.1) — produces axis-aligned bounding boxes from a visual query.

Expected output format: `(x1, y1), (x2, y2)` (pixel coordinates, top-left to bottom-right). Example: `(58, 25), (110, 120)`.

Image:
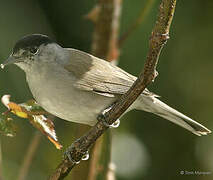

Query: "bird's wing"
(64, 48), (154, 97)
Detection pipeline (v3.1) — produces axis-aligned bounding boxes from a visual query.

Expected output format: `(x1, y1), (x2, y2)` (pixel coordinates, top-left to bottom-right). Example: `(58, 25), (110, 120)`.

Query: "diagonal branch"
(48, 0), (177, 179)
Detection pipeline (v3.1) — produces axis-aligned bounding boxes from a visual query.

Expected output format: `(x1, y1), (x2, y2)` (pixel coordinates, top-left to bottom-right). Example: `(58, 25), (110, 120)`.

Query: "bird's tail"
(135, 96), (211, 136)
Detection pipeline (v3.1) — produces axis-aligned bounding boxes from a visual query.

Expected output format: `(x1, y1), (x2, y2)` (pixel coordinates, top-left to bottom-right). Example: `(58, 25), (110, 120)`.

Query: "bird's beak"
(1, 55), (19, 69)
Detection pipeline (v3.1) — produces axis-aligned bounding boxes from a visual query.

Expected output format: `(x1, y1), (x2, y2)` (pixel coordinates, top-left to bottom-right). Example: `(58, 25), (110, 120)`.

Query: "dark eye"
(30, 47), (39, 54)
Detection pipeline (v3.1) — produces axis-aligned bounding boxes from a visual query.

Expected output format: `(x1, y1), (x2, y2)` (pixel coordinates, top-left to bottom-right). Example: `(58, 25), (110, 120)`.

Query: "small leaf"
(1, 95), (29, 118)
(1, 95), (62, 149)
(20, 99), (47, 116)
(29, 115), (62, 150)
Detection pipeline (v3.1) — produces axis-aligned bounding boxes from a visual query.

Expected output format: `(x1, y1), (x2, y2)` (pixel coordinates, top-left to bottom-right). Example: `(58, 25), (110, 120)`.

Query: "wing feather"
(64, 48), (155, 97)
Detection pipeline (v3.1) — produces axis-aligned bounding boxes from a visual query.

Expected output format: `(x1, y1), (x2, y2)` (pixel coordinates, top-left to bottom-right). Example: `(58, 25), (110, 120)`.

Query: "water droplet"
(75, 160), (80, 164)
(0, 64), (5, 69)
(110, 119), (120, 128)
(82, 151), (89, 161)
(64, 150), (81, 164)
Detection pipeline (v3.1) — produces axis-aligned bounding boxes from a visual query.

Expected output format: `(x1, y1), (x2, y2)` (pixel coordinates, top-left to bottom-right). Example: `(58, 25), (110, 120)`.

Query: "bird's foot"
(109, 119), (120, 128)
(152, 70), (158, 82)
(98, 105), (120, 128)
(64, 140), (90, 164)
(64, 144), (80, 164)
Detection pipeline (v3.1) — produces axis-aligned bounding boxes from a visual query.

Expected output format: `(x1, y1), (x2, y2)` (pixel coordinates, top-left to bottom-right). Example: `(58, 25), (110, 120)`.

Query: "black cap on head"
(13, 34), (54, 54)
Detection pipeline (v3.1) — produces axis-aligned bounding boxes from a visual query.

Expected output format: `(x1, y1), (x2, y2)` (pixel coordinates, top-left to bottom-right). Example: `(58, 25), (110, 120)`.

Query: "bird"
(1, 34), (211, 136)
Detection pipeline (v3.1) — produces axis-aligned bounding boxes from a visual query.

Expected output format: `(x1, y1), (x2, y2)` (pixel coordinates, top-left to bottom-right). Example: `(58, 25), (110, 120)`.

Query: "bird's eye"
(30, 47), (39, 54)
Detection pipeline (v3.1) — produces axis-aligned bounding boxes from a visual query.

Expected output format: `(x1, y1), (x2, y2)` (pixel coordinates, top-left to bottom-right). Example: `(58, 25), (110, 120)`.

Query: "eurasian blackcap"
(1, 34), (211, 136)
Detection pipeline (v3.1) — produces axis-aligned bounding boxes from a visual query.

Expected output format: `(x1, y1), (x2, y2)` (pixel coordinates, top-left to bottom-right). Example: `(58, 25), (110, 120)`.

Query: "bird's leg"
(64, 138), (90, 164)
(98, 104), (120, 128)
(64, 142), (80, 164)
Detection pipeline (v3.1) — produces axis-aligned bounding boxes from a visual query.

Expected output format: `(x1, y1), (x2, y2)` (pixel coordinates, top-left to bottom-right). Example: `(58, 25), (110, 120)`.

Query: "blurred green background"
(0, 0), (213, 180)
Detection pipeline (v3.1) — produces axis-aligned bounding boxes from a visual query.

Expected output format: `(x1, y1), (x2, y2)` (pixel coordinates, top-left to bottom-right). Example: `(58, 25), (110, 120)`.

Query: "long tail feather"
(136, 96), (211, 136)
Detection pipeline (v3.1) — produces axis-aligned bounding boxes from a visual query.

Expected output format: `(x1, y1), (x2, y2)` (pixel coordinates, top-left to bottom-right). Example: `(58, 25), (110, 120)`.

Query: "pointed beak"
(1, 55), (20, 69)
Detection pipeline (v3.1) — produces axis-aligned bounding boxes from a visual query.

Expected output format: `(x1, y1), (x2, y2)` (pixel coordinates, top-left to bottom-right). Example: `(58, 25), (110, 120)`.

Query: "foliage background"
(0, 0), (212, 180)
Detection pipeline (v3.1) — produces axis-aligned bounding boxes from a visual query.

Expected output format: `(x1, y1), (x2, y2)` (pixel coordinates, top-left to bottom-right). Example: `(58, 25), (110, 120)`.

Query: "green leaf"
(1, 95), (62, 149)
(20, 99), (45, 112)
(0, 114), (16, 137)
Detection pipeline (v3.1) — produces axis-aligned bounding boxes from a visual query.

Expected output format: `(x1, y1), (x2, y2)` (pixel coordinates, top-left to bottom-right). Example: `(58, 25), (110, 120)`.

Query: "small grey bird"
(2, 34), (211, 136)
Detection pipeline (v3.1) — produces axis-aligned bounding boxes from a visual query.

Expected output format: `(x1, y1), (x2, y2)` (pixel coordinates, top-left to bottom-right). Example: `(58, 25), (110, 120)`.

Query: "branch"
(91, 0), (122, 61)
(48, 0), (177, 179)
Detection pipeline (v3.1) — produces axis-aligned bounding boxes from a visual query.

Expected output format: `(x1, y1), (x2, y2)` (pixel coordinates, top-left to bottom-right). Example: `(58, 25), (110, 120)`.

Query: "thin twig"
(17, 132), (42, 180)
(91, 0), (122, 61)
(48, 0), (177, 179)
(119, 0), (155, 47)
